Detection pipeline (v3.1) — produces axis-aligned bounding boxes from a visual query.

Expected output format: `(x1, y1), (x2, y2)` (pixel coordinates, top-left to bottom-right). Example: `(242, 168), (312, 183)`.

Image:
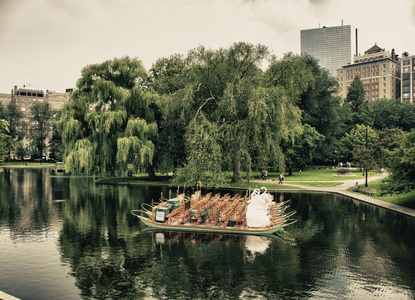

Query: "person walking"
(279, 173), (284, 184)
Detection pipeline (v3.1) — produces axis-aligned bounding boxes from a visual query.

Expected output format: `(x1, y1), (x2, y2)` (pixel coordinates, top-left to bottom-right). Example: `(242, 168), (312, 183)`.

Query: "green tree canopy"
(282, 124), (324, 175)
(166, 43), (314, 186)
(372, 98), (415, 131)
(0, 119), (10, 162)
(381, 130), (415, 194)
(29, 102), (52, 159)
(338, 124), (378, 163)
(346, 76), (373, 128)
(298, 55), (344, 163)
(59, 56), (161, 176)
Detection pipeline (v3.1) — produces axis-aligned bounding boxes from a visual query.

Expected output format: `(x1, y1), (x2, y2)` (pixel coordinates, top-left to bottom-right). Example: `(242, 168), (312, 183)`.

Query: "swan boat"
(131, 187), (296, 237)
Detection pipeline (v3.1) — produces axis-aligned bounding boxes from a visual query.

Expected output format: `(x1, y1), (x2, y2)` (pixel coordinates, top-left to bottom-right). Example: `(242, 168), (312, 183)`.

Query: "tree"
(338, 124), (378, 164)
(29, 102), (52, 159)
(372, 128), (404, 169)
(346, 76), (373, 128)
(372, 98), (415, 131)
(298, 55), (344, 163)
(49, 123), (64, 162)
(59, 56), (161, 177)
(282, 124), (324, 175)
(0, 119), (10, 162)
(14, 141), (27, 161)
(5, 101), (26, 142)
(381, 130), (415, 194)
(170, 44), (314, 186)
(149, 54), (192, 172)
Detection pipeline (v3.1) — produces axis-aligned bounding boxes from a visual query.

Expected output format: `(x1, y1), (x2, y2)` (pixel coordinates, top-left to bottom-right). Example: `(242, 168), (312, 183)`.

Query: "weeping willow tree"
(165, 43), (314, 185)
(58, 56), (160, 176)
(116, 117), (158, 179)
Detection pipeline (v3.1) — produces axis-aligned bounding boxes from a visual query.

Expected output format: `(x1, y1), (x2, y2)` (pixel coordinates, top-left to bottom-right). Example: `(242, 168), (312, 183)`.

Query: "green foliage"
(283, 124), (325, 174)
(49, 123), (64, 162)
(381, 130), (415, 195)
(298, 55), (343, 163)
(167, 44), (314, 184)
(29, 102), (52, 158)
(66, 139), (94, 174)
(116, 117), (157, 172)
(14, 141), (27, 160)
(4, 101), (25, 141)
(172, 114), (226, 187)
(372, 98), (415, 131)
(338, 124), (378, 162)
(336, 168), (351, 175)
(60, 56), (160, 176)
(346, 75), (373, 128)
(372, 128), (404, 169)
(0, 119), (10, 162)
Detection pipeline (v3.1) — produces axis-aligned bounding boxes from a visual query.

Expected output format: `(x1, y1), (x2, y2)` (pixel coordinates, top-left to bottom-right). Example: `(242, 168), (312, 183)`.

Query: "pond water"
(0, 168), (415, 299)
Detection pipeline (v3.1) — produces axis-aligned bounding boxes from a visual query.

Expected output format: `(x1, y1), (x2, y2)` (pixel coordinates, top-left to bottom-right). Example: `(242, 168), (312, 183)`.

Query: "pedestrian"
(264, 170), (267, 181)
(261, 169), (265, 180)
(353, 182), (359, 192)
(279, 173), (284, 184)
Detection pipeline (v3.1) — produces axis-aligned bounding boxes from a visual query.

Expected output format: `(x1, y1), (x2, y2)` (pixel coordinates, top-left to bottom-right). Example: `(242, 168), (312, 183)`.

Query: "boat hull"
(136, 215), (287, 236)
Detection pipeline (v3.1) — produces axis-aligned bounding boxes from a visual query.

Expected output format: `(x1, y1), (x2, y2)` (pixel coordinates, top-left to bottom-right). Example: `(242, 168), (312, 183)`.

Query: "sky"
(1, 0), (415, 93)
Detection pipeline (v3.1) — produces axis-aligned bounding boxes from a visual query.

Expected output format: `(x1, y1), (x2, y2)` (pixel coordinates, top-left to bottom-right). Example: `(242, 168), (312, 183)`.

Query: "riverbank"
(96, 172), (415, 219)
(3, 164), (414, 218)
(253, 173), (415, 219)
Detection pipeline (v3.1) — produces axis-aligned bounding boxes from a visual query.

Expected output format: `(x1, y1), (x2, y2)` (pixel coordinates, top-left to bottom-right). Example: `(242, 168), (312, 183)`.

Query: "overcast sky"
(1, 0), (414, 93)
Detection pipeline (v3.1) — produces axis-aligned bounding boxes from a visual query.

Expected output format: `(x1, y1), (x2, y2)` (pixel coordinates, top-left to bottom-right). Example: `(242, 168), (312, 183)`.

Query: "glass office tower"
(301, 25), (352, 77)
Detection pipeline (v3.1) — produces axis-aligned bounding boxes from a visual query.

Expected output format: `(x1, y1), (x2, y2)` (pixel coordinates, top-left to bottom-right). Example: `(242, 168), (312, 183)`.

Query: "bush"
(337, 168), (352, 175)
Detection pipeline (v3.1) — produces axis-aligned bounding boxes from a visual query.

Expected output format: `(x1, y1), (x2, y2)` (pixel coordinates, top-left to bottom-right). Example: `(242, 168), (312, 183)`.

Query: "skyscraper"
(301, 25), (352, 77)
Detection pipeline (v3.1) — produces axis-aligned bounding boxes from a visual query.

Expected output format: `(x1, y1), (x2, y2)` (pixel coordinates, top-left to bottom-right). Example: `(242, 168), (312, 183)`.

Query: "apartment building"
(400, 55), (415, 104)
(337, 44), (401, 102)
(10, 85), (71, 155)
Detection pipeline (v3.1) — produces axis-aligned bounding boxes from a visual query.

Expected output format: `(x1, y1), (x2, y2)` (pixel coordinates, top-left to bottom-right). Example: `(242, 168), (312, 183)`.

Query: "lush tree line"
(1, 42), (415, 194)
(0, 100), (62, 162)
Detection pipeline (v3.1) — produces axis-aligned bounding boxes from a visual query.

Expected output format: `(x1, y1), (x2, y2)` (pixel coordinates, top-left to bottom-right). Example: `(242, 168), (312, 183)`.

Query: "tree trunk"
(288, 167), (293, 176)
(147, 164), (157, 181)
(232, 150), (241, 183)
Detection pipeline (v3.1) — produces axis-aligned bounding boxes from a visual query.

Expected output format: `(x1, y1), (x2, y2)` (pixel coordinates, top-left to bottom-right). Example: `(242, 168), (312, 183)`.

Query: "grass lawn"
(263, 168), (368, 182)
(363, 179), (415, 209)
(0, 161), (55, 168)
(345, 178), (415, 209)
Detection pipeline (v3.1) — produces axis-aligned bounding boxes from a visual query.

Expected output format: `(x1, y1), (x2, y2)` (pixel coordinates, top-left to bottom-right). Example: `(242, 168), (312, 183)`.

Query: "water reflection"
(1, 168), (415, 299)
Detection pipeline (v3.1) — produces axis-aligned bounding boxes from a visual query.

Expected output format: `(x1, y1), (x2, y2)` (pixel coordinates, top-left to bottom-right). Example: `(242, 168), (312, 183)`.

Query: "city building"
(0, 93), (11, 107)
(8, 85), (72, 157)
(301, 24), (353, 77)
(400, 55), (415, 104)
(337, 45), (401, 102)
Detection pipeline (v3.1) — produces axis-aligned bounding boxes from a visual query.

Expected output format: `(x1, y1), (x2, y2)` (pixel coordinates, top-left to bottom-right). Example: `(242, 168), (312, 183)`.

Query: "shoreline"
(2, 165), (415, 219)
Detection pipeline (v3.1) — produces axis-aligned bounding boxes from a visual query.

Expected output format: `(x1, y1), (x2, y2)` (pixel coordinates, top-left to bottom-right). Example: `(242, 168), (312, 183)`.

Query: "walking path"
(255, 173), (415, 219)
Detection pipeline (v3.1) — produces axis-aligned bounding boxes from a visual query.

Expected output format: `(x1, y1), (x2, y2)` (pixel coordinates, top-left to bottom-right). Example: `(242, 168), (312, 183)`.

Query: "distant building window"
(383, 77), (386, 81)
(403, 60), (410, 65)
(404, 67), (410, 73)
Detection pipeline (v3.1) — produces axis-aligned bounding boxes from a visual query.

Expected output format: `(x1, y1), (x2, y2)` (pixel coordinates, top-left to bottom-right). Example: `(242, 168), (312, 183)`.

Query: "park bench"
(356, 186), (376, 196)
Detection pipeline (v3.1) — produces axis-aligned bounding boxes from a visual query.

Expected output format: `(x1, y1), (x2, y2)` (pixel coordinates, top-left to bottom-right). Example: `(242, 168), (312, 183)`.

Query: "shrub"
(337, 168), (352, 175)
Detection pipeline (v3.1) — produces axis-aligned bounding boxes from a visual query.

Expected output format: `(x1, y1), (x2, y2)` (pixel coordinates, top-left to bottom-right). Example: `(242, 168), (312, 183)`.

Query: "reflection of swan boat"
(132, 187), (296, 237)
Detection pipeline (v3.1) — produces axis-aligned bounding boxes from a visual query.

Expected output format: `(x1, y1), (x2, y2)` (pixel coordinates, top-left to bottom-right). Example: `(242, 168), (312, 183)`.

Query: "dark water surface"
(1, 168), (415, 299)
